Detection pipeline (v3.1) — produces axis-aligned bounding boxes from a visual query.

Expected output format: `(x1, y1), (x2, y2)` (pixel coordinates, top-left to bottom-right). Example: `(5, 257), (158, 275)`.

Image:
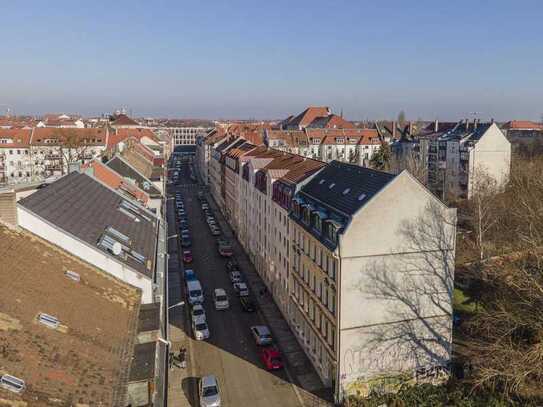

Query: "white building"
(426, 121), (511, 200)
(289, 161), (456, 401)
(17, 172), (161, 303)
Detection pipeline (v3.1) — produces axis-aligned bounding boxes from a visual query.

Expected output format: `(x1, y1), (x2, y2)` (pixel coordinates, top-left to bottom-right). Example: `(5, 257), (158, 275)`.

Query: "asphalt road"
(171, 163), (302, 407)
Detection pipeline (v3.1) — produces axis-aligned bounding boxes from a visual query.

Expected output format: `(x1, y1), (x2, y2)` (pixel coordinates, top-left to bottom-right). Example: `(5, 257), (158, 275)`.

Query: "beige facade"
(288, 165), (456, 402)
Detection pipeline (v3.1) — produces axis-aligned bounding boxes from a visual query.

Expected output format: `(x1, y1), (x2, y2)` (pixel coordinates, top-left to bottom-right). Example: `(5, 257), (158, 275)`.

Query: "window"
(328, 183), (335, 189)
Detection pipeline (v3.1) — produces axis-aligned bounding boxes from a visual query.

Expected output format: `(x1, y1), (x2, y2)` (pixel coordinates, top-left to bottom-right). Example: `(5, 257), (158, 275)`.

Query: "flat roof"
(137, 303), (160, 332)
(129, 342), (157, 382)
(0, 225), (140, 405)
(18, 172), (158, 278)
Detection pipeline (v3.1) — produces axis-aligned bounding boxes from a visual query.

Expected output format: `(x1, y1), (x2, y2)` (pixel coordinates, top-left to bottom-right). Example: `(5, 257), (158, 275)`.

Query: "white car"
(213, 288), (229, 310)
(191, 304), (206, 323)
(233, 282), (249, 297)
(193, 316), (210, 340)
(229, 271), (242, 284)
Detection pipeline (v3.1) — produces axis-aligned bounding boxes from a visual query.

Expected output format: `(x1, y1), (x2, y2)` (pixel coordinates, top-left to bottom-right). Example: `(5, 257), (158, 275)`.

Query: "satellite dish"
(112, 242), (122, 256)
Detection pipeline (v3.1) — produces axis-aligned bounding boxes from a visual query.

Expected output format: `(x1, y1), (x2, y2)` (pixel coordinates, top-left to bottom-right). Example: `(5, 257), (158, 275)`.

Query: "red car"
(182, 250), (193, 263)
(258, 346), (283, 370)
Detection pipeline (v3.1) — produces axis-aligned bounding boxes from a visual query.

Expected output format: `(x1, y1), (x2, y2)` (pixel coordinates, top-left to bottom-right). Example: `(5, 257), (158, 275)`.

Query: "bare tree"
(389, 148), (427, 184)
(468, 169), (499, 261)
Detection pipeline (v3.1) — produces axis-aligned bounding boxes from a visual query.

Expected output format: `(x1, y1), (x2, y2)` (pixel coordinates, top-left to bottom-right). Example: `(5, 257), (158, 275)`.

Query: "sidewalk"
(166, 196), (194, 407)
(206, 192), (333, 406)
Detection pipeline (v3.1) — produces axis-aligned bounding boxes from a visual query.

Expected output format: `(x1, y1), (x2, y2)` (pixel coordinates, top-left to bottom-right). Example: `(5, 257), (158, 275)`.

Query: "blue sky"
(1, 1), (542, 120)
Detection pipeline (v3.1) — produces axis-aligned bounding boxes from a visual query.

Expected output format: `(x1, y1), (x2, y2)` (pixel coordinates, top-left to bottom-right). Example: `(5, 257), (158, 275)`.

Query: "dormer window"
(319, 179), (326, 185)
(329, 183), (335, 190)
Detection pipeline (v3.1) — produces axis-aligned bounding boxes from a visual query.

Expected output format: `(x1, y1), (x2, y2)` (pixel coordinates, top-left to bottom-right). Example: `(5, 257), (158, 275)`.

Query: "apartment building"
(195, 127), (225, 185)
(0, 127), (107, 185)
(265, 128), (381, 167)
(17, 171), (162, 303)
(426, 121), (511, 200)
(223, 142), (257, 233)
(269, 159), (326, 313)
(288, 161), (456, 401)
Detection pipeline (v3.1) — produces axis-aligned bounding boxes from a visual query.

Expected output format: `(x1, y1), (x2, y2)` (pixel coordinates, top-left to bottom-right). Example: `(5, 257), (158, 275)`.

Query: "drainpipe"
(334, 238), (342, 404)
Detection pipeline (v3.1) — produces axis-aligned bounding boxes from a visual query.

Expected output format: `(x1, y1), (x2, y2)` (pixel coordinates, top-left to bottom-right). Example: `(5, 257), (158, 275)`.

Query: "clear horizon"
(2, 1), (542, 122)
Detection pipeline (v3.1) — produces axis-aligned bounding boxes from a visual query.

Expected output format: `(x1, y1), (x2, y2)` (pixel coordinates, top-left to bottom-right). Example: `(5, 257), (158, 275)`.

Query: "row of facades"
(195, 129), (458, 401)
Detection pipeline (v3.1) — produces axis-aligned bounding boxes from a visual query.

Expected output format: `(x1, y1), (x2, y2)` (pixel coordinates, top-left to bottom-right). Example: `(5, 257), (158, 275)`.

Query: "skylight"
(38, 313), (60, 329)
(358, 193), (367, 201)
(343, 188), (351, 195)
(329, 183), (335, 189)
(65, 270), (80, 282)
(0, 375), (25, 394)
(105, 226), (129, 243)
(319, 179), (326, 185)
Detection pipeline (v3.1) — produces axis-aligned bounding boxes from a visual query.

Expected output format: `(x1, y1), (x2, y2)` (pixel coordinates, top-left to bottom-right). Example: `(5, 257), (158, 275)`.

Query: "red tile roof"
(504, 120), (543, 130)
(286, 106), (331, 129)
(108, 128), (158, 148)
(31, 128), (107, 146)
(110, 114), (140, 127)
(0, 128), (32, 147)
(82, 159), (150, 205)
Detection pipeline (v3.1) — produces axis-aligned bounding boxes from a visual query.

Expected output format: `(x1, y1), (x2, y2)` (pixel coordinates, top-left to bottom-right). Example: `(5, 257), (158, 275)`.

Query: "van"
(187, 280), (204, 305)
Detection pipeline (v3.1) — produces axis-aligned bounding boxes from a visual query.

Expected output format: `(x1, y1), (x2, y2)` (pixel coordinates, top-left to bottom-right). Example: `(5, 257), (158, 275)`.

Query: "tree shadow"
(353, 201), (456, 395)
(181, 376), (199, 407)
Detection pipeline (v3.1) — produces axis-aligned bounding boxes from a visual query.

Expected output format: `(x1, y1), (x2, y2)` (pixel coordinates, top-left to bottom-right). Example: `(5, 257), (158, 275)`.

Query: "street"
(168, 161), (303, 407)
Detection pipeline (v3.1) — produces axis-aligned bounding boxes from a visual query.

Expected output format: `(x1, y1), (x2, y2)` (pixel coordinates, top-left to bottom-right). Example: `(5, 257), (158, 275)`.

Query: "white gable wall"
(17, 206), (154, 303)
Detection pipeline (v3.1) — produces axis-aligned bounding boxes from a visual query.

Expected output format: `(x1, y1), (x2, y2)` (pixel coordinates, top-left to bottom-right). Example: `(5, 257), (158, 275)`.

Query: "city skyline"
(1, 1), (542, 120)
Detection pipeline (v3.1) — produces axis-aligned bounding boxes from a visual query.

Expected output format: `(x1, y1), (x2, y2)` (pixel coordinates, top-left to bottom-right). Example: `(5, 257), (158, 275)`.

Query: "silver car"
(199, 375), (221, 407)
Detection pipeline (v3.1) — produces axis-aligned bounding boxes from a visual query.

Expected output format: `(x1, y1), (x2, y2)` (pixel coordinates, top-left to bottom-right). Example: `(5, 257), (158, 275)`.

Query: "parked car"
(239, 296), (256, 312)
(199, 375), (221, 407)
(217, 238), (233, 257)
(233, 282), (249, 297)
(250, 325), (273, 346)
(184, 269), (197, 282)
(183, 250), (193, 263)
(258, 346), (283, 370)
(187, 279), (204, 305)
(191, 304), (206, 324)
(192, 316), (210, 340)
(210, 226), (221, 236)
(225, 259), (239, 272)
(229, 271), (242, 284)
(213, 288), (229, 310)
(181, 238), (192, 248)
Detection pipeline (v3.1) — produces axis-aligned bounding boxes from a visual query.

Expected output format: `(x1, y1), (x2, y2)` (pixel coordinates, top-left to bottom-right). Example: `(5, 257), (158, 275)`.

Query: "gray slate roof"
(299, 161), (396, 216)
(106, 155), (161, 197)
(18, 172), (158, 277)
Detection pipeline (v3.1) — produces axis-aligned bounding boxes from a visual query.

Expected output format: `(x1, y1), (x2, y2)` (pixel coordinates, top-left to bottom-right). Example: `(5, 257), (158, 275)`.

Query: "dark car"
(226, 259), (239, 273)
(182, 249), (193, 263)
(181, 238), (192, 248)
(239, 296), (256, 312)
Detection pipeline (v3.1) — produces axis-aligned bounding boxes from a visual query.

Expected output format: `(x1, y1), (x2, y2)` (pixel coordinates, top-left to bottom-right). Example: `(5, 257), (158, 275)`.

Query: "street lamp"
(168, 301), (185, 310)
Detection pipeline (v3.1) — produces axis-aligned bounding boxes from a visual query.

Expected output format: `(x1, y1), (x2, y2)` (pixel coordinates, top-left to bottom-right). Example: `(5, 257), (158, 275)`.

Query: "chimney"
(465, 119), (470, 131)
(434, 119), (439, 133)
(392, 121), (397, 139)
(409, 121), (414, 136)
(473, 118), (478, 130)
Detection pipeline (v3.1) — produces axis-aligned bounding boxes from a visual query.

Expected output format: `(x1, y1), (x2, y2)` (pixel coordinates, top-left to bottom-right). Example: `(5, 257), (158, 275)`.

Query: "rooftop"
(110, 114), (140, 127)
(299, 160), (396, 216)
(129, 342), (157, 382)
(106, 155), (162, 198)
(0, 225), (140, 405)
(137, 303), (160, 333)
(18, 171), (158, 277)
